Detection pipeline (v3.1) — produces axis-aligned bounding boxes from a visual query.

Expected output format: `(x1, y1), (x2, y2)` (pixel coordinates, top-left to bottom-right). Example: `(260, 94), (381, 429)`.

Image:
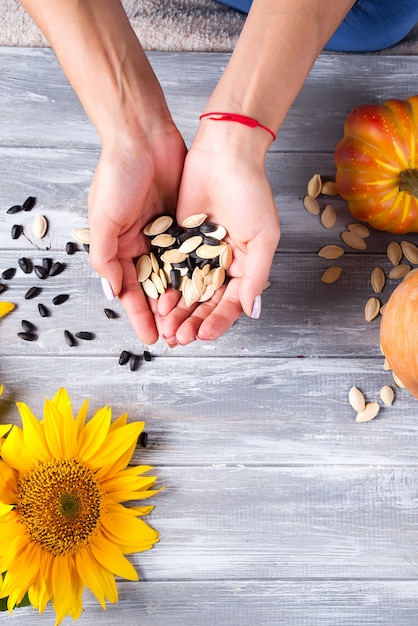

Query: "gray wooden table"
(1, 48), (418, 626)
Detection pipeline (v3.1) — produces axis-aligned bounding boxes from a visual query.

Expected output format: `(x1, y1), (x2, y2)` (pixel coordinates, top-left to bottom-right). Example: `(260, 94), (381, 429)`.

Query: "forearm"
(19, 0), (171, 142)
(204, 0), (356, 140)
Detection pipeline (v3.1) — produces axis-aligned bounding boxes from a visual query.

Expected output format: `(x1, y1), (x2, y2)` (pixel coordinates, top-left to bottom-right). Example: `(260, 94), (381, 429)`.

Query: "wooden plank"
(0, 356), (416, 466)
(10, 580), (418, 626)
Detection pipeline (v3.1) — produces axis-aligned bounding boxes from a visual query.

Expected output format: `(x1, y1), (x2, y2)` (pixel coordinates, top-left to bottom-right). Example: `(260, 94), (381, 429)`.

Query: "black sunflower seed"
(18, 257), (33, 274)
(199, 221), (217, 233)
(104, 308), (118, 319)
(42, 257), (53, 272)
(75, 331), (94, 340)
(130, 354), (141, 371)
(25, 286), (41, 300)
(83, 244), (90, 253)
(65, 241), (77, 255)
(11, 224), (23, 240)
(64, 330), (76, 347)
(2, 268), (16, 280)
(34, 265), (48, 280)
(143, 350), (152, 362)
(22, 196), (36, 212)
(139, 432), (148, 448)
(118, 350), (131, 365)
(202, 235), (220, 246)
(21, 319), (37, 333)
(49, 261), (65, 277)
(7, 204), (23, 214)
(17, 331), (37, 342)
(38, 303), (50, 317)
(0, 283), (7, 295)
(52, 294), (69, 305)
(170, 268), (181, 290)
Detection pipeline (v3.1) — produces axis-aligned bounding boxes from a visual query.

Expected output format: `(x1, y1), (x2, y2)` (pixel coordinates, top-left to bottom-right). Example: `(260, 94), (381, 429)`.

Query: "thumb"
(239, 235), (276, 318)
(88, 226), (123, 300)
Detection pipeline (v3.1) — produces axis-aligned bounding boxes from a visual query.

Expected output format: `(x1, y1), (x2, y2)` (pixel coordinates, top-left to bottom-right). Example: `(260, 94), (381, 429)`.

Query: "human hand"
(156, 121), (280, 346)
(88, 122), (187, 344)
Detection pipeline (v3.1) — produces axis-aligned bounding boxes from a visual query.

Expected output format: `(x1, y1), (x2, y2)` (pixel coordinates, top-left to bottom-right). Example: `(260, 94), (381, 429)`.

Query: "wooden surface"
(1, 48), (418, 625)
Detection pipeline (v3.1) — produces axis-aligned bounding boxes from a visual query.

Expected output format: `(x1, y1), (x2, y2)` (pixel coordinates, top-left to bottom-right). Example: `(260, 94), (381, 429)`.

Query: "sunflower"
(0, 388), (161, 624)
(0, 302), (14, 319)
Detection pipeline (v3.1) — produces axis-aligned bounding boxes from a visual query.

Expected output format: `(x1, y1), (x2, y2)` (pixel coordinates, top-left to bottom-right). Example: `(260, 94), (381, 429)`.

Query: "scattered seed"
(18, 257), (33, 274)
(388, 264), (411, 279)
(66, 241), (77, 255)
(52, 293), (69, 305)
(356, 402), (380, 423)
(401, 240), (418, 264)
(0, 283), (7, 295)
(21, 319), (37, 333)
(2, 268), (16, 280)
(42, 257), (52, 272)
(32, 214), (48, 239)
(380, 385), (394, 406)
(364, 297), (380, 322)
(83, 244), (90, 253)
(34, 265), (49, 280)
(104, 308), (118, 319)
(25, 286), (41, 300)
(130, 354), (141, 371)
(143, 350), (152, 362)
(49, 261), (65, 277)
(348, 386), (365, 413)
(321, 180), (339, 195)
(22, 196), (36, 212)
(303, 195), (320, 215)
(347, 223), (370, 238)
(7, 204), (23, 214)
(341, 230), (367, 250)
(11, 224), (23, 240)
(139, 432), (148, 447)
(370, 267), (385, 294)
(318, 245), (344, 259)
(75, 331), (94, 340)
(71, 228), (90, 244)
(38, 303), (50, 317)
(307, 173), (322, 198)
(320, 204), (336, 228)
(119, 350), (131, 365)
(387, 241), (402, 266)
(393, 372), (406, 389)
(64, 330), (76, 347)
(17, 331), (37, 342)
(321, 266), (342, 284)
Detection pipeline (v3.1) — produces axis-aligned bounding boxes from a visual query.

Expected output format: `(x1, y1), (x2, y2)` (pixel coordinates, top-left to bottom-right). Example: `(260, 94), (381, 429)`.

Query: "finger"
(239, 230), (279, 318)
(193, 279), (243, 342)
(173, 284), (227, 345)
(118, 258), (159, 345)
(88, 217), (124, 298)
(157, 287), (182, 318)
(157, 295), (200, 341)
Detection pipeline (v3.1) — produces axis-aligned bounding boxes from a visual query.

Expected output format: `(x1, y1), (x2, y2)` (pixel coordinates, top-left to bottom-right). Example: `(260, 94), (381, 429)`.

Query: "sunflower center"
(16, 458), (103, 556)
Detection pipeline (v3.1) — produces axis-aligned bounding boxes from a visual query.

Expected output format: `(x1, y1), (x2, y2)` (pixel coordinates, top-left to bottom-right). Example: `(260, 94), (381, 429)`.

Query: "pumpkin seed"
(383, 358), (391, 371)
(32, 214), (48, 239)
(136, 255), (152, 282)
(364, 297), (380, 322)
(149, 251), (160, 274)
(318, 245), (344, 259)
(393, 373), (406, 389)
(219, 244), (233, 270)
(22, 196), (36, 211)
(212, 267), (226, 290)
(143, 215), (173, 236)
(151, 233), (176, 248)
(307, 173), (322, 198)
(347, 223), (370, 238)
(192, 267), (205, 297)
(160, 249), (187, 264)
(71, 228), (90, 244)
(356, 402), (380, 423)
(321, 181), (339, 195)
(184, 279), (201, 307)
(320, 204), (336, 228)
(370, 267), (385, 293)
(380, 385), (394, 406)
(142, 278), (159, 299)
(348, 386), (365, 413)
(303, 195), (320, 215)
(182, 213), (208, 228)
(159, 268), (168, 290)
(387, 241), (402, 266)
(196, 244), (225, 259)
(151, 271), (165, 295)
(321, 266), (342, 284)
(341, 230), (367, 250)
(388, 264), (410, 279)
(178, 235), (203, 253)
(401, 240), (418, 264)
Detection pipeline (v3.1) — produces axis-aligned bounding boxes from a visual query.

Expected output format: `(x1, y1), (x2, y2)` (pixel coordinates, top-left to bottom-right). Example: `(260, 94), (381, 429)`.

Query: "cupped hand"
(156, 122), (280, 346)
(88, 122), (187, 344)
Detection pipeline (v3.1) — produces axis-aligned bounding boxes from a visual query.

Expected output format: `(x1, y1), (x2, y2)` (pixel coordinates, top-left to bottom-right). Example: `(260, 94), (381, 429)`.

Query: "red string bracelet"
(199, 112), (276, 141)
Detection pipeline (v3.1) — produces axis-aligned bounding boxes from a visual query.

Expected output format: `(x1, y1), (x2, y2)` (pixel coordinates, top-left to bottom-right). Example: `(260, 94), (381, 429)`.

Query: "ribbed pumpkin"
(380, 269), (418, 399)
(335, 95), (418, 234)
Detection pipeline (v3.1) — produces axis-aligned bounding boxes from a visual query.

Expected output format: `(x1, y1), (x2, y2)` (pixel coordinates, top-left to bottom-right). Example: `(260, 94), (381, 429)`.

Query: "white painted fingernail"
(251, 295), (262, 319)
(101, 277), (115, 301)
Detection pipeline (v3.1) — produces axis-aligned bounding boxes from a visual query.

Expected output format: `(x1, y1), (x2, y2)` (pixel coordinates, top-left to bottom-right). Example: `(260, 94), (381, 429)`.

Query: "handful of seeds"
(136, 213), (233, 307)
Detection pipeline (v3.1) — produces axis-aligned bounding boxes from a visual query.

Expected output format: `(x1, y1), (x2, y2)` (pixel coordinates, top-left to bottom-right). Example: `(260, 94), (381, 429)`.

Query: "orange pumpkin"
(380, 269), (418, 399)
(335, 95), (418, 234)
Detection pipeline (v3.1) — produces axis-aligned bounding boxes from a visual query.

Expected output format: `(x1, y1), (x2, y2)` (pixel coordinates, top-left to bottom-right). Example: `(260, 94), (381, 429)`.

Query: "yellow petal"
(43, 398), (66, 458)
(89, 536), (139, 581)
(1, 541), (41, 603)
(0, 384), (3, 396)
(87, 422), (143, 469)
(0, 302), (15, 318)
(1, 424), (37, 472)
(51, 390), (77, 457)
(16, 402), (50, 463)
(51, 555), (78, 625)
(77, 405), (112, 460)
(76, 547), (118, 606)
(0, 424), (12, 438)
(101, 512), (159, 550)
(108, 412), (129, 431)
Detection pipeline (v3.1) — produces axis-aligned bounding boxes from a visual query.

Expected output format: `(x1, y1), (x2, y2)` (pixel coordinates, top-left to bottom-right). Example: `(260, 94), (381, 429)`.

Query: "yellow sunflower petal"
(51, 387), (73, 420)
(0, 424), (12, 438)
(0, 302), (15, 318)
(77, 547), (118, 604)
(0, 384), (3, 395)
(16, 402), (50, 463)
(50, 389), (78, 457)
(108, 411), (128, 431)
(86, 422), (143, 469)
(1, 541), (41, 604)
(89, 536), (139, 581)
(101, 512), (159, 550)
(1, 423), (37, 472)
(50, 555), (81, 626)
(77, 405), (112, 460)
(43, 398), (67, 459)
(74, 397), (88, 435)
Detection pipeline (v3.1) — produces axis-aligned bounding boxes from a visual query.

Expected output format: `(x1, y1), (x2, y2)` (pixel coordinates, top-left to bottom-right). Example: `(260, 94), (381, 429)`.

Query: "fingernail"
(251, 295), (262, 319)
(101, 277), (115, 301)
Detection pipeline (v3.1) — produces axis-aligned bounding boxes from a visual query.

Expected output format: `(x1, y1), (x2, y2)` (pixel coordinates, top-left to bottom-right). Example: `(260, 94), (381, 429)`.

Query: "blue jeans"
(215, 0), (418, 52)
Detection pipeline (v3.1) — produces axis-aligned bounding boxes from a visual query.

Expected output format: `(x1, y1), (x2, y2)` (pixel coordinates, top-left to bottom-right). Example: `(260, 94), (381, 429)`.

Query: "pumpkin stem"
(399, 169), (418, 198)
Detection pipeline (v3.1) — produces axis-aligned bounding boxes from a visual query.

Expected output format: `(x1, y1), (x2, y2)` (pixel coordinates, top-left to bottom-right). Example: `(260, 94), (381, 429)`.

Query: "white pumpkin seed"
(380, 385), (394, 406)
(307, 173), (322, 198)
(364, 297), (380, 322)
(32, 214), (48, 239)
(199, 283), (216, 302)
(303, 195), (320, 215)
(383, 358), (391, 371)
(159, 268), (168, 290)
(71, 227), (90, 244)
(321, 266), (342, 284)
(341, 230), (367, 250)
(150, 251), (160, 273)
(388, 264), (411, 279)
(151, 233), (176, 248)
(401, 240), (418, 264)
(320, 204), (336, 228)
(136, 255), (152, 282)
(142, 278), (159, 299)
(370, 267), (385, 294)
(321, 180), (339, 195)
(191, 267), (205, 297)
(318, 245), (344, 260)
(182, 213), (208, 228)
(212, 267), (226, 290)
(178, 235), (203, 253)
(184, 279), (200, 307)
(347, 223), (370, 238)
(387, 241), (402, 266)
(160, 249), (188, 264)
(143, 215), (173, 236)
(196, 244), (225, 259)
(348, 386), (365, 413)
(219, 243), (233, 270)
(151, 271), (165, 295)
(208, 225), (227, 240)
(356, 402), (380, 423)
(393, 373), (406, 389)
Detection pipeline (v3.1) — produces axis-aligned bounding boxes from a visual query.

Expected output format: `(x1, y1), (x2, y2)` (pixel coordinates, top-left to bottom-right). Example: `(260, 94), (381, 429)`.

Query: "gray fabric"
(1, 0), (417, 53)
